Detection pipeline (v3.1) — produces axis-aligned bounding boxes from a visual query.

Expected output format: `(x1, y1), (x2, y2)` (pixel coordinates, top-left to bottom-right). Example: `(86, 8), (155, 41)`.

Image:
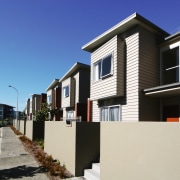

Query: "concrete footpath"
(0, 127), (49, 180)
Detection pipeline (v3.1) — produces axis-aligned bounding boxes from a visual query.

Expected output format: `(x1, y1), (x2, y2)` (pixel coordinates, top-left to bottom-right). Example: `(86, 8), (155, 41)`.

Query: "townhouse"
(144, 32), (180, 122)
(21, 12), (180, 179)
(46, 79), (62, 121)
(27, 93), (47, 120)
(60, 62), (90, 122)
(81, 12), (180, 180)
(82, 12), (177, 122)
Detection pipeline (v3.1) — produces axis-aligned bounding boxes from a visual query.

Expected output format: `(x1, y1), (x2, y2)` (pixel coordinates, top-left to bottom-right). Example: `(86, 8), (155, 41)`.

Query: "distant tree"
(34, 103), (60, 121)
(50, 107), (60, 121)
(35, 102), (49, 121)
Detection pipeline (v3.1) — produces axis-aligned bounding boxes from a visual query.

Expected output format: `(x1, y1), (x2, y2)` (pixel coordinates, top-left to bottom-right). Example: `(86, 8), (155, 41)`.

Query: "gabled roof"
(165, 31), (180, 41)
(59, 62), (90, 82)
(46, 79), (60, 91)
(82, 12), (169, 52)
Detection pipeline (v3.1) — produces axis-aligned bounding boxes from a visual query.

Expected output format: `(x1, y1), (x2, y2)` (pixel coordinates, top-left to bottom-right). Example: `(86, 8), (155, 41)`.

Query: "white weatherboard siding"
(92, 100), (99, 122)
(121, 31), (139, 121)
(91, 35), (124, 100)
(61, 77), (71, 108)
(47, 89), (55, 107)
(61, 77), (75, 108)
(90, 26), (164, 122)
(47, 90), (52, 103)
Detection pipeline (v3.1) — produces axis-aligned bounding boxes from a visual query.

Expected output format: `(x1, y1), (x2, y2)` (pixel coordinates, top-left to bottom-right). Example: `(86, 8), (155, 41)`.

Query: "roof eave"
(59, 62), (90, 82)
(82, 12), (169, 52)
(46, 79), (59, 91)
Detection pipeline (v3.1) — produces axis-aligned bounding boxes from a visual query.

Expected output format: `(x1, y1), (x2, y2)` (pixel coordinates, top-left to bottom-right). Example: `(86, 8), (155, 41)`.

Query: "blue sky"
(0, 0), (180, 111)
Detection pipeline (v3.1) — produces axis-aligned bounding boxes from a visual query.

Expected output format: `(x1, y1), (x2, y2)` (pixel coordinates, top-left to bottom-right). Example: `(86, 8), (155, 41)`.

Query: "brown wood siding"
(73, 73), (79, 104)
(117, 36), (125, 96)
(139, 27), (160, 121)
(75, 103), (87, 121)
(70, 78), (75, 107)
(55, 88), (61, 108)
(52, 89), (55, 108)
(79, 69), (90, 103)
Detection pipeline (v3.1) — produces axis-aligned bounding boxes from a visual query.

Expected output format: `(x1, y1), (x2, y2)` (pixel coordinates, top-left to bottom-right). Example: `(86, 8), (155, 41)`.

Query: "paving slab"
(0, 127), (49, 180)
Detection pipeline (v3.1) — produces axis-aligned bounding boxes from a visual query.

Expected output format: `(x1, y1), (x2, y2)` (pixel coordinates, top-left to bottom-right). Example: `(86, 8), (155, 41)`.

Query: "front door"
(163, 105), (179, 122)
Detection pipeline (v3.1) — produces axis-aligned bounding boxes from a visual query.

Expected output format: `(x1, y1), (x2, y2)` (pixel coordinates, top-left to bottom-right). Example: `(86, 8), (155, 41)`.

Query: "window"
(100, 105), (120, 121)
(63, 86), (69, 97)
(94, 54), (113, 81)
(67, 111), (74, 119)
(162, 47), (179, 85)
(47, 95), (52, 104)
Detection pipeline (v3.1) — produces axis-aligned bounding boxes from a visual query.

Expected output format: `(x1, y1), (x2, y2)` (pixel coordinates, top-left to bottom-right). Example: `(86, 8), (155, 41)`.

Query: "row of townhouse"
(23, 12), (180, 179)
(25, 62), (90, 122)
(82, 12), (180, 123)
(26, 93), (47, 120)
(26, 12), (180, 123)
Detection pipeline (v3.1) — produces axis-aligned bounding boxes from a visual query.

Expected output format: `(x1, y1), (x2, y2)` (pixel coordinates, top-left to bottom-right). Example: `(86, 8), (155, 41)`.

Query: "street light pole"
(9, 85), (19, 130)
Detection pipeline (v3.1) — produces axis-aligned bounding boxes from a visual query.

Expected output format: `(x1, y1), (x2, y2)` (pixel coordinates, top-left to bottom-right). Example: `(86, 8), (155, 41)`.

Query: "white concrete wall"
(25, 120), (33, 140)
(101, 122), (180, 180)
(44, 121), (76, 175)
(19, 120), (25, 134)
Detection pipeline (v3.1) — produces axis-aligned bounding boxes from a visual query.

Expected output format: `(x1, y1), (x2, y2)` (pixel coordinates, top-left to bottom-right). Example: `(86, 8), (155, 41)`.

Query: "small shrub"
(34, 139), (44, 149)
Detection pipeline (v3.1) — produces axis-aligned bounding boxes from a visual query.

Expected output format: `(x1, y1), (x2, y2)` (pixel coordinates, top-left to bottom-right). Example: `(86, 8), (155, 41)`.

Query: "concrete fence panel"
(19, 120), (25, 135)
(101, 122), (180, 180)
(25, 120), (44, 141)
(44, 121), (76, 175)
(44, 121), (100, 176)
(25, 120), (33, 140)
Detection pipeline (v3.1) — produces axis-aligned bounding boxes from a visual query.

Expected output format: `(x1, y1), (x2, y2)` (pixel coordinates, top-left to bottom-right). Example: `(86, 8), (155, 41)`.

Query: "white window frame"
(93, 53), (113, 81)
(100, 105), (121, 121)
(47, 95), (52, 104)
(160, 44), (180, 85)
(63, 85), (69, 97)
(67, 110), (74, 119)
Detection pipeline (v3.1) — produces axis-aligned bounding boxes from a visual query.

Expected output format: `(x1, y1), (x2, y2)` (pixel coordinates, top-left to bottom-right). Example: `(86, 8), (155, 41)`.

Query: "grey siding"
(121, 30), (139, 121)
(91, 35), (124, 100)
(139, 27), (160, 121)
(117, 35), (125, 96)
